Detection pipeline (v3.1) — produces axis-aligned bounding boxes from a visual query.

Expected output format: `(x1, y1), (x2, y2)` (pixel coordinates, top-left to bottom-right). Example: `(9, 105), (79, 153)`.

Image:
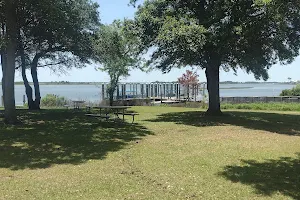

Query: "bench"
(115, 112), (139, 123)
(85, 114), (110, 121)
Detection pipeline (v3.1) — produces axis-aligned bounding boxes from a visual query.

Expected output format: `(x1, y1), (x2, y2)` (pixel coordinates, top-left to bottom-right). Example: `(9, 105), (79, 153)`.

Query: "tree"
(2, 0), (18, 123)
(131, 0), (300, 115)
(178, 70), (199, 101)
(94, 21), (143, 106)
(17, 0), (99, 109)
(280, 84), (300, 96)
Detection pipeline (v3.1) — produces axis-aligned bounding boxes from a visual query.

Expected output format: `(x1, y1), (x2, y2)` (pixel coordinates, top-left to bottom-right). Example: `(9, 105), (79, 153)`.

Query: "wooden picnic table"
(86, 106), (138, 123)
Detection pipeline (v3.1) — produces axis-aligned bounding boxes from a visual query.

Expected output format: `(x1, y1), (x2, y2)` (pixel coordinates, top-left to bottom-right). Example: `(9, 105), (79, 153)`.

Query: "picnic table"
(72, 100), (85, 110)
(85, 106), (138, 123)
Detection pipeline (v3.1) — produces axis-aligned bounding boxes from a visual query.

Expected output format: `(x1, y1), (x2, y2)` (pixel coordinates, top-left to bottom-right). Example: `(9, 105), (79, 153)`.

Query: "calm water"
(0, 83), (296, 105)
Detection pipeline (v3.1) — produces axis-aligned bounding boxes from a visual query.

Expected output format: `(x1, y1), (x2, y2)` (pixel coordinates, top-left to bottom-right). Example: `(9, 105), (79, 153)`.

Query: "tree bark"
(20, 46), (34, 109)
(1, 52), (6, 106)
(108, 81), (117, 106)
(4, 0), (17, 124)
(205, 64), (222, 116)
(31, 61), (41, 109)
(109, 90), (114, 106)
(1, 24), (6, 106)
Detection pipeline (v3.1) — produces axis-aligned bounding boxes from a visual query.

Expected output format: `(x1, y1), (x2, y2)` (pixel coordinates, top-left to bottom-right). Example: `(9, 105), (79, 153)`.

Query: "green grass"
(221, 102), (300, 111)
(163, 102), (300, 112)
(0, 107), (300, 199)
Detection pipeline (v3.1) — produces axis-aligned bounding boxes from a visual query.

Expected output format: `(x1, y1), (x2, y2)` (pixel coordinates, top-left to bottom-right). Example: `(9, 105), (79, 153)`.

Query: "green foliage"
(94, 21), (144, 105)
(41, 94), (67, 107)
(133, 0), (300, 77)
(19, 0), (100, 69)
(280, 85), (300, 96)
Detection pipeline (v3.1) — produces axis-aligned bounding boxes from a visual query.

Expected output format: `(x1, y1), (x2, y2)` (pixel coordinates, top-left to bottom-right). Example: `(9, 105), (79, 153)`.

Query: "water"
(219, 83), (296, 97)
(0, 83), (296, 105)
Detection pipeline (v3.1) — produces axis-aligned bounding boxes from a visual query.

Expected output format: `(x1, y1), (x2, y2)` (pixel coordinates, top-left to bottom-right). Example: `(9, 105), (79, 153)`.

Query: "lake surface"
(0, 83), (296, 105)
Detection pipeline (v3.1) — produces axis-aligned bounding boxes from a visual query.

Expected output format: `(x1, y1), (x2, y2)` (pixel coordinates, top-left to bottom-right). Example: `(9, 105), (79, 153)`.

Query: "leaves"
(19, 0), (100, 70)
(94, 21), (145, 103)
(178, 70), (199, 86)
(132, 0), (300, 80)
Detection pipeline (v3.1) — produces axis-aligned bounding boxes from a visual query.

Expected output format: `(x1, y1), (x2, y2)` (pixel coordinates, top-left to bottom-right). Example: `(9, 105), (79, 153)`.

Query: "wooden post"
(23, 94), (26, 105)
(117, 85), (120, 100)
(101, 84), (105, 101)
(177, 83), (180, 100)
(160, 85), (163, 103)
(146, 84), (149, 98)
(141, 84), (144, 98)
(163, 83), (166, 98)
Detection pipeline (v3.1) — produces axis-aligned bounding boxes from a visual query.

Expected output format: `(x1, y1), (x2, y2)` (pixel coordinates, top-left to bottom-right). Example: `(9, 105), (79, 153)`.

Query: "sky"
(3, 0), (300, 83)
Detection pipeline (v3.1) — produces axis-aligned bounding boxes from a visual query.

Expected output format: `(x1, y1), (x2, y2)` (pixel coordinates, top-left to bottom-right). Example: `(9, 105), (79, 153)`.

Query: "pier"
(99, 82), (205, 102)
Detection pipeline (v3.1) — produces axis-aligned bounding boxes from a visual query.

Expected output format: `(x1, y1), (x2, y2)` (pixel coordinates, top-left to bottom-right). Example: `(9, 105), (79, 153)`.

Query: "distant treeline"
(0, 81), (297, 85)
(10, 81), (99, 85)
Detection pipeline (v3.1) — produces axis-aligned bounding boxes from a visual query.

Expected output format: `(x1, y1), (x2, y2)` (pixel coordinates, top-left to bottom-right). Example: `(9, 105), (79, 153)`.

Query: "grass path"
(0, 107), (300, 199)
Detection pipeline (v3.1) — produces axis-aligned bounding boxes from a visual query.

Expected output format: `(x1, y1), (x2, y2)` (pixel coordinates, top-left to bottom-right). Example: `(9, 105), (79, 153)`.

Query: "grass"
(221, 102), (300, 111)
(0, 107), (300, 199)
(161, 102), (300, 112)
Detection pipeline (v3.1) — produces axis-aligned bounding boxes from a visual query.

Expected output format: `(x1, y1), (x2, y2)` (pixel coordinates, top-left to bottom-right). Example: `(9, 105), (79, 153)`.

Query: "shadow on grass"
(0, 109), (152, 170)
(219, 154), (300, 199)
(146, 111), (300, 136)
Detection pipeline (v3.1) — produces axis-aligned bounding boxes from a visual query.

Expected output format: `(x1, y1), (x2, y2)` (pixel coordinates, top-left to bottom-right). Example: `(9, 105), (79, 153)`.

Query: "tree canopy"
(0, 0), (100, 122)
(94, 21), (143, 105)
(131, 0), (300, 115)
(18, 0), (100, 109)
(178, 70), (199, 100)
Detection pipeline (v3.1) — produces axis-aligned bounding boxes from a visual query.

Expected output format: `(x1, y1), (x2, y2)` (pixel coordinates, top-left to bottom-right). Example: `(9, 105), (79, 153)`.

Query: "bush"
(41, 94), (68, 107)
(280, 84), (300, 96)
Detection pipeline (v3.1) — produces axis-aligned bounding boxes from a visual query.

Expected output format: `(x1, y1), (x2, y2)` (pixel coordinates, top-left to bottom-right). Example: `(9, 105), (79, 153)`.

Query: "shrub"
(41, 94), (68, 107)
(280, 84), (300, 96)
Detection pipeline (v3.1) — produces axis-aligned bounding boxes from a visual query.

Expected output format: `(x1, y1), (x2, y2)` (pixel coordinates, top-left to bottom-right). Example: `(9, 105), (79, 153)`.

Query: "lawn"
(0, 107), (300, 199)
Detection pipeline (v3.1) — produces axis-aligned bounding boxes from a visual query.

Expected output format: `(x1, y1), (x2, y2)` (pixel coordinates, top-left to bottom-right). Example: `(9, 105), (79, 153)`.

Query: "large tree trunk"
(1, 53), (6, 107)
(108, 82), (116, 106)
(31, 61), (41, 109)
(1, 24), (6, 106)
(205, 64), (222, 116)
(20, 47), (34, 109)
(4, 0), (17, 124)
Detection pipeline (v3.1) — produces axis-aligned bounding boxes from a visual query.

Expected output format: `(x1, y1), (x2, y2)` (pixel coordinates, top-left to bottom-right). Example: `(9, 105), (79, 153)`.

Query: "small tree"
(94, 21), (143, 106)
(178, 70), (199, 101)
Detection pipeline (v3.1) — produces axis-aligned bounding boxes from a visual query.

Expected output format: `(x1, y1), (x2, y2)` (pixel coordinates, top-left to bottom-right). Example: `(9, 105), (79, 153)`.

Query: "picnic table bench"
(85, 106), (139, 123)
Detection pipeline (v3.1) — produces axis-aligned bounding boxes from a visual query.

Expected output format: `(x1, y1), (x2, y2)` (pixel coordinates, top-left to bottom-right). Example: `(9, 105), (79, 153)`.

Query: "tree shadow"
(146, 111), (300, 136)
(0, 109), (152, 170)
(219, 154), (300, 199)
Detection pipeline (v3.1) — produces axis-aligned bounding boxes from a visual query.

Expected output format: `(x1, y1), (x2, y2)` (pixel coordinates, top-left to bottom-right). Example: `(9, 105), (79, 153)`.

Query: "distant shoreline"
(3, 81), (297, 85)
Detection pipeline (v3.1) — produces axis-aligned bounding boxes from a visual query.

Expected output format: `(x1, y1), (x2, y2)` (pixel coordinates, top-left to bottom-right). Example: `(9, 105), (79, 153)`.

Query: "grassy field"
(0, 107), (300, 199)
(221, 102), (300, 111)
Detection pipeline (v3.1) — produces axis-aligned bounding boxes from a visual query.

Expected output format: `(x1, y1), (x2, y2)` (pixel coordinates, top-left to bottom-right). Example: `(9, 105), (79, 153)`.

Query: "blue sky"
(5, 0), (300, 83)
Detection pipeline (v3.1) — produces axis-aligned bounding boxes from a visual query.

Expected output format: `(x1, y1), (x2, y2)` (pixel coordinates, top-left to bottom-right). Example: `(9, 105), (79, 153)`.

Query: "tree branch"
(37, 61), (66, 68)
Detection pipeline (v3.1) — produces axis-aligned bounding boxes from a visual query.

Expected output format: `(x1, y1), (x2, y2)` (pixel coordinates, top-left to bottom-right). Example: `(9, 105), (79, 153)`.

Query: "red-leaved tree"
(178, 70), (199, 100)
